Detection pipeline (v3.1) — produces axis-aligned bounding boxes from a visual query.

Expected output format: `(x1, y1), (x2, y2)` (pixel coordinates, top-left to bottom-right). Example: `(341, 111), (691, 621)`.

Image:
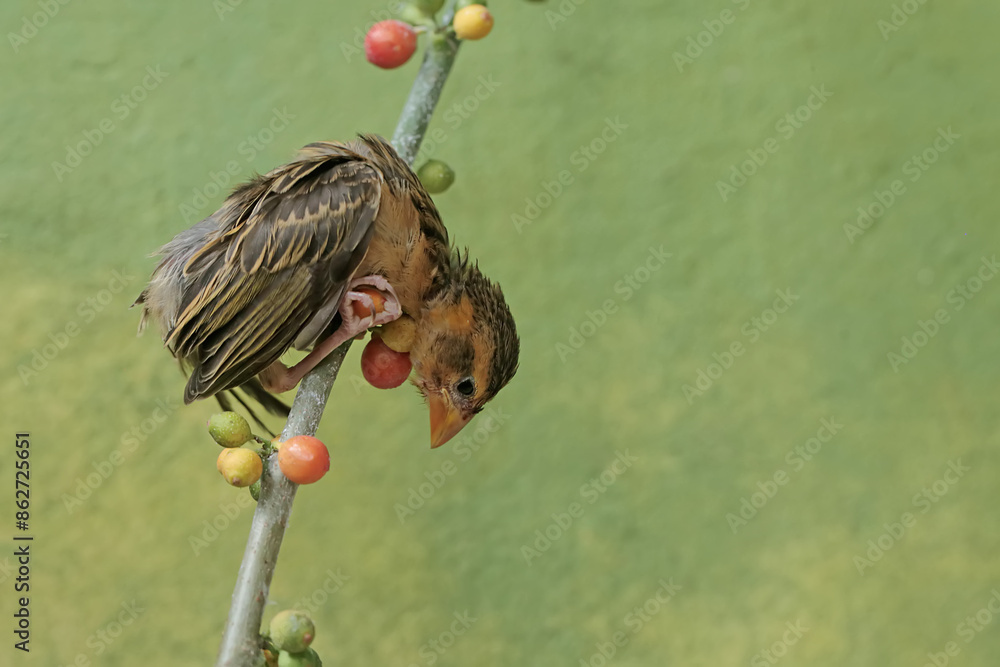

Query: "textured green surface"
(2, 1), (999, 665)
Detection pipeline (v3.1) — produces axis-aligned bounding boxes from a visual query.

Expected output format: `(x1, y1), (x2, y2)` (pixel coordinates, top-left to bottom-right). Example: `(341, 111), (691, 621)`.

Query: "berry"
(351, 286), (388, 319)
(417, 160), (456, 194)
(398, 1), (441, 26)
(277, 436), (330, 485)
(414, 0), (445, 14)
(269, 610), (316, 654)
(216, 448), (263, 488)
(365, 20), (418, 69)
(361, 335), (413, 389)
(378, 315), (417, 353)
(453, 4), (493, 40)
(249, 480), (261, 501)
(277, 648), (322, 667)
(207, 412), (253, 448)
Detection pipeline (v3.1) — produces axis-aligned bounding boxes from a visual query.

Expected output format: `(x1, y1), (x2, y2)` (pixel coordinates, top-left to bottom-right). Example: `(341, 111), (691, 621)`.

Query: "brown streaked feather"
(155, 144), (384, 402)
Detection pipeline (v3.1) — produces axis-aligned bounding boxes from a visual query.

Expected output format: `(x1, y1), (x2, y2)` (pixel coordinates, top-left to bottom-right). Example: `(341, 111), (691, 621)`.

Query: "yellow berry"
(379, 316), (417, 353)
(453, 4), (494, 40)
(217, 448), (263, 488)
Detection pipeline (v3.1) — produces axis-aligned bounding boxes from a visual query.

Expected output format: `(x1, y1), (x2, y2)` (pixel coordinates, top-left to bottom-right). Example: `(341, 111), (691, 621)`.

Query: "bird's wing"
(165, 147), (383, 402)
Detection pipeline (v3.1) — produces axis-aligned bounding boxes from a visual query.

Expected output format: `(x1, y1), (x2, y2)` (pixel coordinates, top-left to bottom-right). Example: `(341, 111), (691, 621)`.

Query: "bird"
(134, 134), (519, 448)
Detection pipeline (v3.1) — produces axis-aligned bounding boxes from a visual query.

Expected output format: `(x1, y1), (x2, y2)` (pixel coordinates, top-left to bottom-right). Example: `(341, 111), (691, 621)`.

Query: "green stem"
(393, 9), (462, 163)
(214, 15), (463, 667)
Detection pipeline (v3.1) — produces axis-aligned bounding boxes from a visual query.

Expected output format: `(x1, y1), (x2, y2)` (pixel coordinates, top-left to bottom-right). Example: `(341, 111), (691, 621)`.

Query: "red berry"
(361, 335), (413, 389)
(277, 436), (330, 485)
(365, 20), (418, 69)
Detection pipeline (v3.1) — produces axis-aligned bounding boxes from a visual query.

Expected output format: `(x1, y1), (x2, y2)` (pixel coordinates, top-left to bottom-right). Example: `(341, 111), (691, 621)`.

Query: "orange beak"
(428, 390), (471, 449)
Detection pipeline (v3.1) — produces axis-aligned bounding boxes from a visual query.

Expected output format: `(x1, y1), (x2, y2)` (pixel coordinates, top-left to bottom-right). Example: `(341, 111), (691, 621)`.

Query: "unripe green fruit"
(397, 3), (435, 27)
(418, 160), (456, 194)
(249, 480), (261, 502)
(277, 648), (322, 667)
(208, 412), (253, 448)
(269, 610), (316, 654)
(415, 0), (446, 14)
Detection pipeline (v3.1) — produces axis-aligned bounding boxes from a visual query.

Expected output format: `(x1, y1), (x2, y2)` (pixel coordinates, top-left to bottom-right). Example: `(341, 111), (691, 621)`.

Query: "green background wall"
(2, 0), (999, 665)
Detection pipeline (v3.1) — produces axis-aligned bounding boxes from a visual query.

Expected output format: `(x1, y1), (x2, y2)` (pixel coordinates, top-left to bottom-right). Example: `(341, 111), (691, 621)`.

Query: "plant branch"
(215, 19), (462, 667)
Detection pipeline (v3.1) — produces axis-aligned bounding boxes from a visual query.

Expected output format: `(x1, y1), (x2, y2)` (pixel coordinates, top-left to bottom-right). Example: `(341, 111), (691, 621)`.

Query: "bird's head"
(410, 252), (519, 448)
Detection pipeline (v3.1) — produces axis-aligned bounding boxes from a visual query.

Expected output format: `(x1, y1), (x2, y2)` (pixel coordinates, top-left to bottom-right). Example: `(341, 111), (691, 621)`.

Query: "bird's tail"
(214, 379), (290, 438)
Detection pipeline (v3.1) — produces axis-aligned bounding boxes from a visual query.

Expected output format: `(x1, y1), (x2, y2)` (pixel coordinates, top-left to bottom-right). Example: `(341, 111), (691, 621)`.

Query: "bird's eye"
(456, 377), (476, 397)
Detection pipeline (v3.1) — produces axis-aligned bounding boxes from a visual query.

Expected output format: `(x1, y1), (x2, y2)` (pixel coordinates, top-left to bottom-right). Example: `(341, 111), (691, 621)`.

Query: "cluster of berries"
(363, 2), (495, 195)
(364, 2), (495, 70)
(208, 299), (417, 490)
(209, 413), (330, 490)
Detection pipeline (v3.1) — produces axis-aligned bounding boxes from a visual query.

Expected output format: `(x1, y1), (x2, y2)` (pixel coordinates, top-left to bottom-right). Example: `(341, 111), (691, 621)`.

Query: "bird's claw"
(338, 275), (403, 338)
(259, 361), (295, 394)
(257, 275), (403, 395)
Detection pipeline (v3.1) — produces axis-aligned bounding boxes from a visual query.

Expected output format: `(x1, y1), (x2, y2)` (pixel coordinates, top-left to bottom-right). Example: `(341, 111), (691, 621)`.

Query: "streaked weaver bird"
(135, 135), (519, 447)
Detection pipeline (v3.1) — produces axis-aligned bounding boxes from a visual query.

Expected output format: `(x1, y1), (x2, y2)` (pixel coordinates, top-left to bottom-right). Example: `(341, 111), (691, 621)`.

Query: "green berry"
(277, 648), (322, 667)
(249, 480), (261, 502)
(208, 412), (253, 448)
(417, 160), (456, 194)
(269, 610), (316, 654)
(415, 0), (446, 14)
(397, 3), (435, 27)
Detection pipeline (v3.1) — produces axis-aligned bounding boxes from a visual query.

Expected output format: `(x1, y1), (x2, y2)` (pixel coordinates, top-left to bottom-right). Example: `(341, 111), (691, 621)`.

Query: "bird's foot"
(339, 274), (403, 335)
(258, 275), (402, 394)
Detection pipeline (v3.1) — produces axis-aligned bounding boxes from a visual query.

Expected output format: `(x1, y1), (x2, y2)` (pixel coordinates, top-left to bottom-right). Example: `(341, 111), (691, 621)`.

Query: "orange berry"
(278, 436), (330, 485)
(351, 287), (388, 319)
